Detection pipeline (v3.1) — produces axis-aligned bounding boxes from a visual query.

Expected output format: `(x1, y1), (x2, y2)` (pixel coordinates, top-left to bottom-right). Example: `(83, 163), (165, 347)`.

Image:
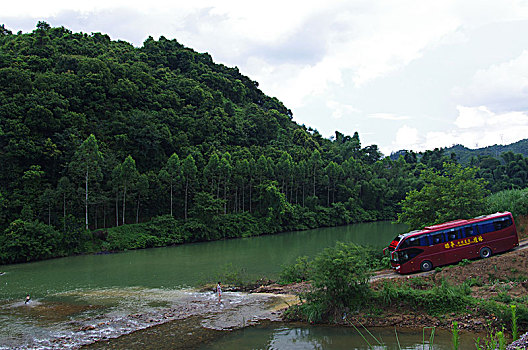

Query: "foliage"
(486, 188), (528, 219)
(511, 304), (518, 341)
(398, 163), (489, 230)
(0, 219), (61, 263)
(376, 278), (473, 315)
(295, 242), (374, 322)
(279, 256), (313, 284)
(104, 215), (184, 250)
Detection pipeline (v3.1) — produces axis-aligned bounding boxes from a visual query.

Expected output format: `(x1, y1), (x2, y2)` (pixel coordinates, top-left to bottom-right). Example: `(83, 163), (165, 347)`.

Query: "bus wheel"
(420, 260), (433, 272)
(479, 247), (492, 259)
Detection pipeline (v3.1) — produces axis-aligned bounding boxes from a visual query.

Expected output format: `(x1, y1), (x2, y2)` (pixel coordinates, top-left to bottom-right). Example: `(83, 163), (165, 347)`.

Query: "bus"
(385, 212), (518, 274)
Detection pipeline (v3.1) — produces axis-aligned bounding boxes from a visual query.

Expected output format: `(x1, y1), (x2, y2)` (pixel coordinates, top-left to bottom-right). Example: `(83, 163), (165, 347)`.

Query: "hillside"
(0, 23), (424, 263)
(446, 140), (528, 164)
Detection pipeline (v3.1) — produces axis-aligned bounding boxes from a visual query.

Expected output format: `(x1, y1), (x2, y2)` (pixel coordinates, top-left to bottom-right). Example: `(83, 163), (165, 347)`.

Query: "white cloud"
(388, 125), (420, 153)
(368, 113), (411, 121)
(454, 105), (490, 128)
(391, 106), (528, 152)
(326, 101), (361, 120)
(454, 50), (528, 112)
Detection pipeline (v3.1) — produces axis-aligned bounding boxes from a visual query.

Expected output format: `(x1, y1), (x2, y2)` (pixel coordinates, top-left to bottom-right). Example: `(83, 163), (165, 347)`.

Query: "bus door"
(463, 225), (480, 257)
(444, 228), (463, 264)
(427, 231), (446, 266)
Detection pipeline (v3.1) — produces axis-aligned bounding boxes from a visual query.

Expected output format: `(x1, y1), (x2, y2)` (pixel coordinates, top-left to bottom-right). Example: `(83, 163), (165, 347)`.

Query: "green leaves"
(286, 242), (375, 322)
(0, 219), (61, 263)
(398, 163), (489, 230)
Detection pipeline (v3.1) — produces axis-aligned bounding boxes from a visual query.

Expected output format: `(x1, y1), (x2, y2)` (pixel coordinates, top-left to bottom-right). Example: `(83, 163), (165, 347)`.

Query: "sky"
(3, 1), (528, 156)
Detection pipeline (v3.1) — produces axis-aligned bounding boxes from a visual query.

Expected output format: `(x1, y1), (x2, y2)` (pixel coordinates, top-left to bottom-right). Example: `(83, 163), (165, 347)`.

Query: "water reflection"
(200, 324), (478, 350)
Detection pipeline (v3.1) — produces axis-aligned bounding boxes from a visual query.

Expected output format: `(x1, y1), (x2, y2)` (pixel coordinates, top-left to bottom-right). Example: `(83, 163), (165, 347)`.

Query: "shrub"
(486, 188), (528, 218)
(279, 256), (313, 284)
(307, 242), (374, 321)
(0, 219), (62, 263)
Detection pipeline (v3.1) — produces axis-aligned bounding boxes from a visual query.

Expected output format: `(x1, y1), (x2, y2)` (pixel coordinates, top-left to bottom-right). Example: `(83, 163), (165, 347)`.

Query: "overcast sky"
(3, 1), (528, 155)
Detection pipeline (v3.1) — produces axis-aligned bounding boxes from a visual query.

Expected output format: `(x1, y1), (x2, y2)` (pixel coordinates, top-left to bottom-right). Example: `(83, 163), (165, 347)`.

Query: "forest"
(1, 22), (528, 264)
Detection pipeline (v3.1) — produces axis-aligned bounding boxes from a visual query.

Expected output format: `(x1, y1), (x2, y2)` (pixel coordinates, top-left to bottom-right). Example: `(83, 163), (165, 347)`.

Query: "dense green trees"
(398, 163), (489, 230)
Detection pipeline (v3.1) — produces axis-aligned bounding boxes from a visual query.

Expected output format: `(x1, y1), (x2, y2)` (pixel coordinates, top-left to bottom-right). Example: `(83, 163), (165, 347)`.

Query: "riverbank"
(71, 244), (528, 349)
(262, 242), (528, 348)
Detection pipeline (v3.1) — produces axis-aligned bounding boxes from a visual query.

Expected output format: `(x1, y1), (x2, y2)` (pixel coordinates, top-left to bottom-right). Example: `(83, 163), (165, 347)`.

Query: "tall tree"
(182, 155), (197, 220)
(398, 163), (489, 230)
(162, 153), (181, 217)
(56, 176), (74, 231)
(117, 155), (139, 225)
(70, 134), (103, 230)
(135, 173), (149, 224)
(219, 152), (232, 214)
(309, 150), (322, 197)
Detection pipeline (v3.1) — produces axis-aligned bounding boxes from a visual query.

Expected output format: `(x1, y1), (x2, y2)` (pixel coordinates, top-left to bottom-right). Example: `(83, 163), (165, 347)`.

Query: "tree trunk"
(122, 184), (127, 226)
(223, 178), (227, 215)
(242, 182), (245, 212)
(313, 170), (316, 197)
(170, 182), (173, 217)
(185, 179), (189, 220)
(115, 192), (119, 227)
(63, 193), (66, 232)
(302, 183), (305, 207)
(327, 184), (330, 207)
(136, 196), (140, 224)
(85, 169), (89, 230)
(234, 186), (238, 213)
(290, 177), (293, 203)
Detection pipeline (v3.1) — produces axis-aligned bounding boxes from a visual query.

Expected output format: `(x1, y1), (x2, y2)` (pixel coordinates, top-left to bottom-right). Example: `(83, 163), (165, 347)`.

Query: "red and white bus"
(385, 212), (519, 274)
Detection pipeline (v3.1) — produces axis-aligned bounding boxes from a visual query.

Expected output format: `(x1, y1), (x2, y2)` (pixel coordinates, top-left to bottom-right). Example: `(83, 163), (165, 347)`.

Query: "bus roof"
(400, 212), (512, 239)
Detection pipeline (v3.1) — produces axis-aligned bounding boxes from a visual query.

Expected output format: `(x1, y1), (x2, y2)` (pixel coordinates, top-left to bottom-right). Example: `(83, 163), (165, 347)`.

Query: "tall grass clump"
(452, 321), (459, 350)
(486, 188), (528, 218)
(511, 304), (519, 341)
(376, 278), (473, 315)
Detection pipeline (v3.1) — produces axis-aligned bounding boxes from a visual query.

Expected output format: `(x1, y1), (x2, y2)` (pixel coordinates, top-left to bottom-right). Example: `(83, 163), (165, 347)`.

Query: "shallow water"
(0, 222), (409, 348)
(199, 324), (478, 350)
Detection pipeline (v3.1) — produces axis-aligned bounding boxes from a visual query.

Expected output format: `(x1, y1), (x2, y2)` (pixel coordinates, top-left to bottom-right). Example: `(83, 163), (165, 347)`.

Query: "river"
(0, 221), (478, 349)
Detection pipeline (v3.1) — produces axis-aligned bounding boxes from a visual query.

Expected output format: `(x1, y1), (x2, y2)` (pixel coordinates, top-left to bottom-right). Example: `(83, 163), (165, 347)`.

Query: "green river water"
(0, 222), (479, 349)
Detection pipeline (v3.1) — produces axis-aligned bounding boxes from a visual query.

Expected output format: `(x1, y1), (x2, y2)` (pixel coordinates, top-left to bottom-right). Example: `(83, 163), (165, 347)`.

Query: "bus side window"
(465, 226), (476, 237)
(493, 217), (513, 231)
(479, 221), (495, 234)
(459, 228), (466, 239)
(419, 235), (430, 246)
(431, 232), (444, 245)
(446, 229), (458, 241)
(407, 236), (422, 247)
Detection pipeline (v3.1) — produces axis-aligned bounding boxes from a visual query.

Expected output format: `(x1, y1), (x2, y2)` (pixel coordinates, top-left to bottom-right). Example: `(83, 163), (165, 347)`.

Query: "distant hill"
(391, 139), (528, 164)
(445, 140), (528, 164)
